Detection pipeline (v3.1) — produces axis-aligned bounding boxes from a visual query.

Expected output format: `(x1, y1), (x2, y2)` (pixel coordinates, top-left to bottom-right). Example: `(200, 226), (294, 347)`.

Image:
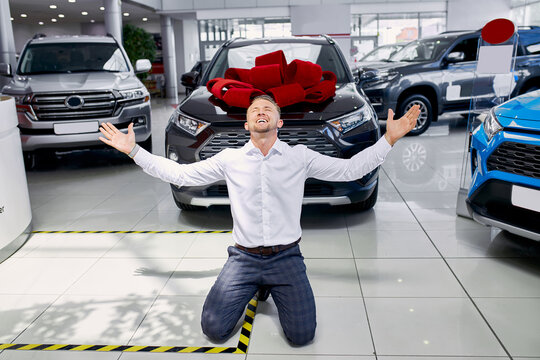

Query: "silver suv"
(0, 35), (152, 165)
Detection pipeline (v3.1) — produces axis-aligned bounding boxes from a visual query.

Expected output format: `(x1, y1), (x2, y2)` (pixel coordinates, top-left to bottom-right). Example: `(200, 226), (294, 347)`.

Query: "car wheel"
(348, 183), (378, 211)
(139, 135), (152, 152)
(399, 94), (433, 136)
(23, 151), (36, 170)
(173, 196), (204, 211)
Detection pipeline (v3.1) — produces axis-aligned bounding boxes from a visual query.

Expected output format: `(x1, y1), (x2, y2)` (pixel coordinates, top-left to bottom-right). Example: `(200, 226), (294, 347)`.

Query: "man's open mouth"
(257, 119), (267, 123)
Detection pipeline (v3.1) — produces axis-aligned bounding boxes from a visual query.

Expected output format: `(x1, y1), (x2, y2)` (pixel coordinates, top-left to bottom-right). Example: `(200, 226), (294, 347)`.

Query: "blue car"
(467, 90), (540, 241)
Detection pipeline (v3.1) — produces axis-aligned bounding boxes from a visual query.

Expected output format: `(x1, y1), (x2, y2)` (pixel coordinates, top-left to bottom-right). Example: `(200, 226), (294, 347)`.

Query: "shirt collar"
(244, 137), (283, 156)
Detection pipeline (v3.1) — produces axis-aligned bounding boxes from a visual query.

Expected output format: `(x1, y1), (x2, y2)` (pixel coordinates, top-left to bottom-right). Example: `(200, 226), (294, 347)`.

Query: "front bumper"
(18, 102), (151, 151)
(467, 126), (540, 240)
(165, 118), (380, 206)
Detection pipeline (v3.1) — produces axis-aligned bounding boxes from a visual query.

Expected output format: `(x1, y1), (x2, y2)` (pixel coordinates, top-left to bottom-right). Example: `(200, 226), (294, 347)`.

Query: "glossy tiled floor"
(1, 99), (540, 359)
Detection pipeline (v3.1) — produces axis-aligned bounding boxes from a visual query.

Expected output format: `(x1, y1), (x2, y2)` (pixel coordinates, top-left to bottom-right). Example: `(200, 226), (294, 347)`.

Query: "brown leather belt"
(235, 238), (301, 256)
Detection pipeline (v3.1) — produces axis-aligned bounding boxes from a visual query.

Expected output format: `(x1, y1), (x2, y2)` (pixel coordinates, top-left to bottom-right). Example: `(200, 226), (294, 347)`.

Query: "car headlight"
(327, 105), (372, 133)
(483, 108), (502, 141)
(172, 111), (209, 136)
(11, 94), (32, 104)
(119, 88), (149, 101)
(377, 70), (399, 82)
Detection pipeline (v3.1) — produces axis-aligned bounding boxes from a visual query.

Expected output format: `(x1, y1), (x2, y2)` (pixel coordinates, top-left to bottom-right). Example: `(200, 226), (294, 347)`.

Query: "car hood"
(356, 61), (415, 73)
(179, 83), (368, 122)
(1, 72), (142, 94)
(495, 89), (540, 129)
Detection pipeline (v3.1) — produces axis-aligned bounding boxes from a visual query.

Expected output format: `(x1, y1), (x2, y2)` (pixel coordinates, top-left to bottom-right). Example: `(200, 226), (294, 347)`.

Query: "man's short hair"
(250, 95), (281, 115)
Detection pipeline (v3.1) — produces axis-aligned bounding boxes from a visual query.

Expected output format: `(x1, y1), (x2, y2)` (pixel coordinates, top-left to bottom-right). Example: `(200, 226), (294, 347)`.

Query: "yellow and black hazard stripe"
(32, 230), (232, 234)
(0, 297), (258, 354)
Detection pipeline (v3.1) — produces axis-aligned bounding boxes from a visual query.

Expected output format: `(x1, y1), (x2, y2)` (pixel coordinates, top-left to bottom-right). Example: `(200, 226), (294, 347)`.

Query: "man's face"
(244, 98), (283, 134)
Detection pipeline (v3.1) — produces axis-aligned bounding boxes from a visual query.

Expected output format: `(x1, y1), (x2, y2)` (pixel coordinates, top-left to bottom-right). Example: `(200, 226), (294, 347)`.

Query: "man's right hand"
(99, 122), (136, 155)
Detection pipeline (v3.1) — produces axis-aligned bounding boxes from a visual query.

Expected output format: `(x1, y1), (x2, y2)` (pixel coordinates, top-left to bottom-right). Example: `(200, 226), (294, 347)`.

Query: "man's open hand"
(99, 122), (136, 155)
(384, 105), (420, 146)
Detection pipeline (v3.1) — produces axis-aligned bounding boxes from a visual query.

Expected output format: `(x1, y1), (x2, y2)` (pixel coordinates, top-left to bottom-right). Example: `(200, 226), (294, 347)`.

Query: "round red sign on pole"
(481, 18), (516, 44)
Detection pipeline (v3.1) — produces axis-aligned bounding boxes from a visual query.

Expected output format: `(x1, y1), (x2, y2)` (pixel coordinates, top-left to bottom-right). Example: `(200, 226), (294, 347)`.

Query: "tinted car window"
(448, 37), (479, 62)
(205, 42), (349, 84)
(18, 42), (130, 74)
(390, 37), (454, 62)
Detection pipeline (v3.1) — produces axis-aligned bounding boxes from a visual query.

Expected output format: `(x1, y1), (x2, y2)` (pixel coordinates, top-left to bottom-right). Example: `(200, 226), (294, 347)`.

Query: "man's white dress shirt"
(134, 136), (392, 248)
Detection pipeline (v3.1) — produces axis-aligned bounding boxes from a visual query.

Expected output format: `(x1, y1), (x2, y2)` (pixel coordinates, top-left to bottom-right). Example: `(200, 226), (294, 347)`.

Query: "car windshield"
(18, 42), (130, 75)
(204, 42), (350, 84)
(361, 45), (403, 62)
(390, 37), (454, 62)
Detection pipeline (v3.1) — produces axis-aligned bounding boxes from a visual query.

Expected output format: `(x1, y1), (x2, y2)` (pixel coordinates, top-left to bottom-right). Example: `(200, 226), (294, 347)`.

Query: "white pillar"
(104, 0), (123, 42)
(161, 15), (178, 100)
(0, 0), (16, 87)
(290, 4), (351, 64)
(173, 15), (200, 94)
(447, 0), (511, 31)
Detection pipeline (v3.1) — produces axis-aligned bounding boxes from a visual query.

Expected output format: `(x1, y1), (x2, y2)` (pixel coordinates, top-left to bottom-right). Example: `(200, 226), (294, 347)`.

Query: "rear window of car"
(204, 42), (350, 84)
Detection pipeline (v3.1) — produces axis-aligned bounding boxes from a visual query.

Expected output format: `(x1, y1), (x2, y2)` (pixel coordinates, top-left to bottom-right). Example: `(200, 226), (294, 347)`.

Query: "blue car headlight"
(327, 105), (372, 133)
(171, 111), (209, 136)
(483, 108), (503, 141)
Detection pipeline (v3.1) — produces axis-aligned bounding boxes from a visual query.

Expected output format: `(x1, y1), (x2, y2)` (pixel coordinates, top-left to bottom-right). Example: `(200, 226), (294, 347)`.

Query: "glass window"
(18, 42), (130, 74)
(390, 37), (455, 62)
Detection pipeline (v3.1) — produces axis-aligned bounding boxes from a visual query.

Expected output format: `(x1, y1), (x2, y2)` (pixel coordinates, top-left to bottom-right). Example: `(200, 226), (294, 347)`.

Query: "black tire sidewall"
(399, 94), (433, 136)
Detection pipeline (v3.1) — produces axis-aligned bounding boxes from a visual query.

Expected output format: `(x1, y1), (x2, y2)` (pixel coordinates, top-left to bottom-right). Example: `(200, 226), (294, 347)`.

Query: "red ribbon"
(207, 50), (337, 108)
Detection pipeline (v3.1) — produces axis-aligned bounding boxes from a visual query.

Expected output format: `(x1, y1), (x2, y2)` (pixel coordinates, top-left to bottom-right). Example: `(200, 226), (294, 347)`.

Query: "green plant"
(122, 24), (156, 80)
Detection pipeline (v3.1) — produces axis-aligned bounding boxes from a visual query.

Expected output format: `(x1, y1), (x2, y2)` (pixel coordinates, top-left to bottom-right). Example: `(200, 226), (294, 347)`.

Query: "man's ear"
(244, 122), (249, 130)
(277, 119), (284, 128)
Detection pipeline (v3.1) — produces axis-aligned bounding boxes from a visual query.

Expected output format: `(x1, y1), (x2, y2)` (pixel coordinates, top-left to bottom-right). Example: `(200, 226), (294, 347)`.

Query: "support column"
(0, 0), (16, 87)
(173, 14), (200, 94)
(161, 15), (178, 100)
(104, 0), (122, 42)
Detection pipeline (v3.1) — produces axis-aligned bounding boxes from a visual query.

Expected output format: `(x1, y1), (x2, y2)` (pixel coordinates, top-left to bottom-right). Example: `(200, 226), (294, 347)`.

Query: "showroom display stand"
(0, 96), (32, 264)
(456, 19), (518, 218)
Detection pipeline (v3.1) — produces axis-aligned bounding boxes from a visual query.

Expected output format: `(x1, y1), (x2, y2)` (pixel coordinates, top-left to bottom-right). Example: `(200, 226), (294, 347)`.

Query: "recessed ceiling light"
(58, 14), (64, 18)
(99, 6), (105, 10)
(49, 4), (57, 9)
(81, 11), (88, 15)
(90, 19), (95, 23)
(123, 12), (129, 16)
(51, 18), (57, 22)
(20, 13), (27, 18)
(142, 17), (148, 22)
(68, 0), (76, 2)
(39, 21), (44, 25)
(11, 17), (14, 21)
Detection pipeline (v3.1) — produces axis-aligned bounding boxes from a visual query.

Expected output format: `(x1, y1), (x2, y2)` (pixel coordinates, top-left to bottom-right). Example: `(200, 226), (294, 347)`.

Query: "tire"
(139, 135), (152, 153)
(348, 183), (378, 212)
(398, 94), (433, 136)
(173, 196), (204, 211)
(23, 151), (36, 170)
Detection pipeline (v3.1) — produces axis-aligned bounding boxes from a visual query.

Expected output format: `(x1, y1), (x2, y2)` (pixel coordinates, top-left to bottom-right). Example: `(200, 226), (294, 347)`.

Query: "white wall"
(13, 23), (81, 53)
(447, 0), (511, 31)
(173, 16), (201, 93)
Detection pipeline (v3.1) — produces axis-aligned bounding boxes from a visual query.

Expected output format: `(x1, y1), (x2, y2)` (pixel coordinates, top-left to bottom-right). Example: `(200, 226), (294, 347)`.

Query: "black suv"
(166, 36), (381, 210)
(357, 27), (540, 135)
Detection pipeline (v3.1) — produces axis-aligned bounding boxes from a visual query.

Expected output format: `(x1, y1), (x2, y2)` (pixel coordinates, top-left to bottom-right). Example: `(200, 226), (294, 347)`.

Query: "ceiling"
(8, 0), (159, 26)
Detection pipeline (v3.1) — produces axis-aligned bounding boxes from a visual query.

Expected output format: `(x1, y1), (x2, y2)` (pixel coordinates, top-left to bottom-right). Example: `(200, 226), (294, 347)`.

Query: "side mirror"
(181, 71), (200, 88)
(135, 59), (152, 73)
(446, 51), (465, 63)
(0, 63), (12, 77)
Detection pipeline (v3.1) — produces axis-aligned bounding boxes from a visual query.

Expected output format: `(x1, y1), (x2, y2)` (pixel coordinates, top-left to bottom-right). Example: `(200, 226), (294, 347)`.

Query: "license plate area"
(54, 121), (99, 135)
(511, 185), (540, 213)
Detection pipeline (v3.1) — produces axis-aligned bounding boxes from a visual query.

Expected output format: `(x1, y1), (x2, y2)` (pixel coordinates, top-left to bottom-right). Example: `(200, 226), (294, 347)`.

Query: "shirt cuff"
(378, 134), (393, 152)
(132, 146), (152, 166)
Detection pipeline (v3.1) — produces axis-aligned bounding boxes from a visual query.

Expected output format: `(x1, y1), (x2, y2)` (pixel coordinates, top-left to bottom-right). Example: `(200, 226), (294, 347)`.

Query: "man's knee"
(201, 309), (233, 342)
(284, 321), (316, 346)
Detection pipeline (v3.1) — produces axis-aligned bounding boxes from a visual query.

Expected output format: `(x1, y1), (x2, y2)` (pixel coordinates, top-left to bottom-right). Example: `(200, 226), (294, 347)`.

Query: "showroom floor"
(1, 98), (540, 360)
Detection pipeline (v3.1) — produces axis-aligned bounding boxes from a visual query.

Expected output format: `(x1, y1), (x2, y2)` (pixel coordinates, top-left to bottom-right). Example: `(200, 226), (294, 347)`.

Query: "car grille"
(206, 183), (334, 197)
(30, 91), (117, 120)
(199, 130), (338, 160)
(487, 141), (540, 179)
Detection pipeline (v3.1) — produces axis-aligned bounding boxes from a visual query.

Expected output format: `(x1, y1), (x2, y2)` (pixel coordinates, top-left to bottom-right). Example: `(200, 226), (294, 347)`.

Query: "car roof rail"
(320, 34), (335, 44)
(223, 38), (243, 47)
(32, 33), (47, 39)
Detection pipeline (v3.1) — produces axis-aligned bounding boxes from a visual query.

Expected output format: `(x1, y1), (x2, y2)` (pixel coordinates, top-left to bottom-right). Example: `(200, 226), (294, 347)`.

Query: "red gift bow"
(206, 50), (337, 108)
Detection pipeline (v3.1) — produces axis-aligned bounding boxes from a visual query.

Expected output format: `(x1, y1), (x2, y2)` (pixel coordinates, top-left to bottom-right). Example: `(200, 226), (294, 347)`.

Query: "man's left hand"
(384, 105), (420, 146)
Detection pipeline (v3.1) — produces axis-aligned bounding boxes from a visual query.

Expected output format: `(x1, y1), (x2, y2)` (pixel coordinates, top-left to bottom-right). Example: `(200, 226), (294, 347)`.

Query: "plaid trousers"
(201, 244), (316, 345)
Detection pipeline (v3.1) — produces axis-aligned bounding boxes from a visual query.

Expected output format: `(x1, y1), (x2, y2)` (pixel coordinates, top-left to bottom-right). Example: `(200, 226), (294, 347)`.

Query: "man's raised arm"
(99, 122), (225, 187)
(305, 105), (420, 181)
